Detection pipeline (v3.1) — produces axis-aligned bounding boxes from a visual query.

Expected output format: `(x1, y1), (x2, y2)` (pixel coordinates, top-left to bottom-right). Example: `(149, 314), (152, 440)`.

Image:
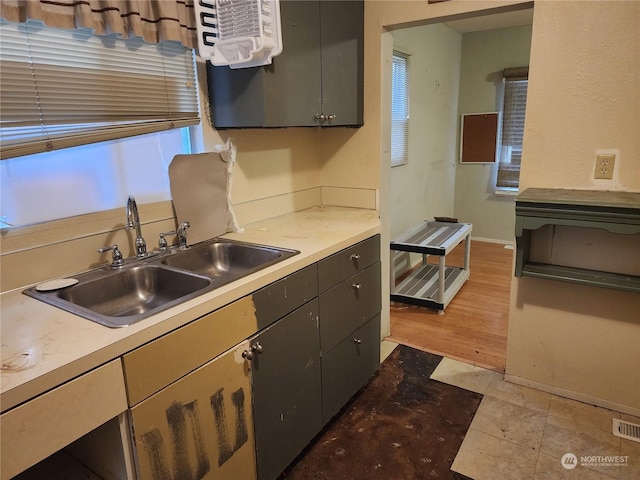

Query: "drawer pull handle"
(242, 350), (254, 361)
(350, 253), (361, 261)
(352, 283), (361, 290)
(353, 338), (362, 344)
(251, 342), (263, 354)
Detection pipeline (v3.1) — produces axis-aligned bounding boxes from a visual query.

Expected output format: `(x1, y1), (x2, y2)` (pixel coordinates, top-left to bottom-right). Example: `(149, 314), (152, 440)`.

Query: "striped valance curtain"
(0, 0), (197, 49)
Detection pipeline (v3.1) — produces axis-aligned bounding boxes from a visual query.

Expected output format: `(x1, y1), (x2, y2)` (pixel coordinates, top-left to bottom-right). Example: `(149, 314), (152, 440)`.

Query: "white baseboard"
(504, 374), (640, 417)
(471, 236), (515, 246)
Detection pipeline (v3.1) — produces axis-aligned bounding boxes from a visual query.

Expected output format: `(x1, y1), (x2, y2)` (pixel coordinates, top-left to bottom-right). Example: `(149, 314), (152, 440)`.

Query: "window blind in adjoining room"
(0, 21), (200, 160)
(391, 50), (410, 167)
(497, 66), (528, 189)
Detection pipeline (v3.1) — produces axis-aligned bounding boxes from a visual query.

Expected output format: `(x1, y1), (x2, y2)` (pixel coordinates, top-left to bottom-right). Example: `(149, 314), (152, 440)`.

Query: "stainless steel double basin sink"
(24, 239), (299, 328)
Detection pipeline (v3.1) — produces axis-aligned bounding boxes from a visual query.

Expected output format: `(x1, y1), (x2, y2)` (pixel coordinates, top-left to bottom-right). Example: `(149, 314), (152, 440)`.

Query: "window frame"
(391, 50), (410, 168)
(496, 73), (528, 192)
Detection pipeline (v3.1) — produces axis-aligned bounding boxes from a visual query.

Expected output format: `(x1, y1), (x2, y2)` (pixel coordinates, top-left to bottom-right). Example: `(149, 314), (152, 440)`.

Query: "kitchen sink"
(161, 239), (297, 279)
(24, 238), (299, 328)
(24, 265), (212, 328)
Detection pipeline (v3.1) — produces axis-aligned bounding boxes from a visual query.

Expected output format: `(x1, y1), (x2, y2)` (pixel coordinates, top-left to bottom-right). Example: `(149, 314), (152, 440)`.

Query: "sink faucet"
(177, 221), (190, 249)
(126, 196), (147, 257)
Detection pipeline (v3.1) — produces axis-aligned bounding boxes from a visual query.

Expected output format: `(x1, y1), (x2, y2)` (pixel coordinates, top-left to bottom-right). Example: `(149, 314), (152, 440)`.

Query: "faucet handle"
(98, 244), (124, 268)
(158, 230), (176, 251)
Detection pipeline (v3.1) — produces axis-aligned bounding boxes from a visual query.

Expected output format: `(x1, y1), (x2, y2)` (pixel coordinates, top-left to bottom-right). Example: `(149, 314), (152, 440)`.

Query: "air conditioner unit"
(194, 0), (283, 68)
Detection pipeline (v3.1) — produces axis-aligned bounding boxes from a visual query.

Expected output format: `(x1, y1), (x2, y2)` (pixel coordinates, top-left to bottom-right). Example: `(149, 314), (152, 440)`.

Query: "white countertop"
(0, 206), (381, 412)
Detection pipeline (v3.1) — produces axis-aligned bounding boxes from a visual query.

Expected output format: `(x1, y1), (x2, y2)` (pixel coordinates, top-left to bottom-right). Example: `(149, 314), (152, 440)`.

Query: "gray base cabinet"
(122, 236), (380, 480)
(318, 235), (381, 424)
(207, 0), (363, 128)
(250, 299), (322, 480)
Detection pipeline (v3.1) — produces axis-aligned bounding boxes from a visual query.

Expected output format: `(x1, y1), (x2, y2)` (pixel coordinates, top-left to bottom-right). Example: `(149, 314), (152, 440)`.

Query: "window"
(0, 20), (200, 160)
(497, 68), (529, 189)
(0, 128), (192, 228)
(391, 51), (410, 167)
(0, 20), (200, 228)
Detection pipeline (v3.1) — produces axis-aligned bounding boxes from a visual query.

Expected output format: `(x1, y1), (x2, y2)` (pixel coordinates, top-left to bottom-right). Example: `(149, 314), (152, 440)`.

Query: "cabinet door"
(322, 315), (381, 423)
(207, 64), (267, 128)
(262, 0), (322, 126)
(207, 1), (321, 128)
(207, 0), (363, 128)
(130, 343), (256, 480)
(251, 299), (322, 480)
(319, 0), (364, 126)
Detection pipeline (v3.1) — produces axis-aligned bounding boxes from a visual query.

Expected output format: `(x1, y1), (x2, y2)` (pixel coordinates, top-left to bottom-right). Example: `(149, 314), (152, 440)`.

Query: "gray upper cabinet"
(207, 0), (363, 128)
(318, 0), (364, 126)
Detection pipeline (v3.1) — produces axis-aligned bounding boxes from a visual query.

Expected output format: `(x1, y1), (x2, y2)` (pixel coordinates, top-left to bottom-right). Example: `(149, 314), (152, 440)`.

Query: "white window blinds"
(0, 21), (200, 160)
(391, 51), (410, 167)
(497, 67), (528, 189)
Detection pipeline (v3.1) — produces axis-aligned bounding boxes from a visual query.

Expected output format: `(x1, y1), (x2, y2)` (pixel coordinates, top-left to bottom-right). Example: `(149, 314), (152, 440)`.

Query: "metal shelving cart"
(390, 221), (472, 312)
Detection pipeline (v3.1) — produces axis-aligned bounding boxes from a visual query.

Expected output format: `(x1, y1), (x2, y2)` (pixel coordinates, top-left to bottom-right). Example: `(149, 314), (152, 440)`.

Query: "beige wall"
(455, 25), (532, 242)
(520, 1), (639, 192)
(506, 0), (640, 414)
(196, 60), (325, 227)
(390, 24), (462, 239)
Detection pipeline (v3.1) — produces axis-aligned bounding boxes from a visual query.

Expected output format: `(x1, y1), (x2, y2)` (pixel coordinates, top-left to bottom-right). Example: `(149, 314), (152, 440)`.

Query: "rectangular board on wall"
(460, 112), (498, 163)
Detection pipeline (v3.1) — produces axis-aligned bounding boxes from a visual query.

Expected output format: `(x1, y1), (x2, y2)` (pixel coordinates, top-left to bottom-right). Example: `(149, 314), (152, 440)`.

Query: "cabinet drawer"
(1, 360), (127, 480)
(319, 262), (381, 352)
(321, 315), (380, 423)
(253, 263), (318, 330)
(318, 235), (380, 292)
(123, 295), (258, 406)
(123, 264), (318, 406)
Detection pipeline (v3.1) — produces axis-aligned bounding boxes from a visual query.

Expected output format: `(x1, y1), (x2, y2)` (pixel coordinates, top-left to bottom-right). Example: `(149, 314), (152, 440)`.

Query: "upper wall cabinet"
(207, 0), (364, 128)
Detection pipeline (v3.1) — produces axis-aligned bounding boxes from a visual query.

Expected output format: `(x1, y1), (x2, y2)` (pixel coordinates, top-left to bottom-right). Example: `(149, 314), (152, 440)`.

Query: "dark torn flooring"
(281, 345), (481, 480)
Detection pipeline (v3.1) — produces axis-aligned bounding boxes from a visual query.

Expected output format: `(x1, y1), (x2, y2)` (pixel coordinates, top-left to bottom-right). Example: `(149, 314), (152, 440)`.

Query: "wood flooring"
(388, 240), (512, 373)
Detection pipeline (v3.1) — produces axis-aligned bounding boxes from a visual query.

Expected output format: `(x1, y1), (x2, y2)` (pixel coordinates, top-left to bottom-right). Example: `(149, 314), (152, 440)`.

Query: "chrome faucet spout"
(177, 221), (190, 250)
(126, 195), (147, 257)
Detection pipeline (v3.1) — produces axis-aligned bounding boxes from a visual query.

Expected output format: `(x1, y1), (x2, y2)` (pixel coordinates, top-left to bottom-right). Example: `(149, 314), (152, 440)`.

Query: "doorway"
(385, 8), (534, 372)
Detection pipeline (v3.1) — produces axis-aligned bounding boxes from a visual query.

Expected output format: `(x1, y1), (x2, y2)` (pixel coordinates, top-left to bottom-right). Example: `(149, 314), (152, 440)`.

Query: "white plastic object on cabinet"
(194, 0), (283, 69)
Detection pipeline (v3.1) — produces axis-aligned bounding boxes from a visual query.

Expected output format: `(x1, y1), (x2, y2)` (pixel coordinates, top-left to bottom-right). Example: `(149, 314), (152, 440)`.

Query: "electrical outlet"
(594, 153), (615, 179)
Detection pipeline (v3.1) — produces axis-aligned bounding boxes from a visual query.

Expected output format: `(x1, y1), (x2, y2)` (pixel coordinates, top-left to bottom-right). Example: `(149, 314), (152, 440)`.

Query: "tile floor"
(431, 357), (640, 480)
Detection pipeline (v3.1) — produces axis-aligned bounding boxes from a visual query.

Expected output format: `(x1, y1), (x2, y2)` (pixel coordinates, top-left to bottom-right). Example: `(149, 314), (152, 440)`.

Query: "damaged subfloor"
(282, 344), (479, 480)
(283, 342), (640, 480)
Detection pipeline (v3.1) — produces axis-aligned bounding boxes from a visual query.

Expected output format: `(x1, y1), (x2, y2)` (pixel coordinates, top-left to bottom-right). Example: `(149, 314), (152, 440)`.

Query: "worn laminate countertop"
(0, 206), (381, 411)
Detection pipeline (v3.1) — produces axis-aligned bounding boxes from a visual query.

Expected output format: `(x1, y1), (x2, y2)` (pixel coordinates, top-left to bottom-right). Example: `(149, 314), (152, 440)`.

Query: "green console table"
(515, 188), (640, 292)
